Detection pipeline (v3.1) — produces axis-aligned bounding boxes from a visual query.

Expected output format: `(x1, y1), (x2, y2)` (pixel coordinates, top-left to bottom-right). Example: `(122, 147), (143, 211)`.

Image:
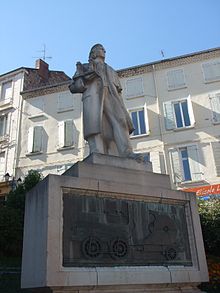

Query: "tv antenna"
(160, 50), (165, 58)
(33, 44), (52, 61)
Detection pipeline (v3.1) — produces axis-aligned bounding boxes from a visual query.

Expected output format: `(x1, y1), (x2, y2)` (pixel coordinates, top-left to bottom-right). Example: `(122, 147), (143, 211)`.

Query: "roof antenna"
(33, 44), (52, 61)
(160, 50), (165, 58)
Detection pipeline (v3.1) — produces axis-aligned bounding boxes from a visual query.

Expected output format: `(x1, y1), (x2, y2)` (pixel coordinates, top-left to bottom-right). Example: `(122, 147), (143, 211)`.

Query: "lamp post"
(4, 173), (22, 191)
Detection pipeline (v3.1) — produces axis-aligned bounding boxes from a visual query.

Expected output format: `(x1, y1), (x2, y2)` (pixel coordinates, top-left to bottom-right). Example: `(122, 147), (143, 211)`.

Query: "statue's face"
(94, 45), (106, 59)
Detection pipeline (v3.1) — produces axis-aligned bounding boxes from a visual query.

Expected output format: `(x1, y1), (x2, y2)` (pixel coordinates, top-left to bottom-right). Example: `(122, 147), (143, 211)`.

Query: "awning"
(184, 183), (220, 198)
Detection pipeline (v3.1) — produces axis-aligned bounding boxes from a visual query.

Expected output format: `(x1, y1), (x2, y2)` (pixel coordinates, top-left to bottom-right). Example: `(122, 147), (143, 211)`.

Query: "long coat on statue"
(69, 62), (134, 142)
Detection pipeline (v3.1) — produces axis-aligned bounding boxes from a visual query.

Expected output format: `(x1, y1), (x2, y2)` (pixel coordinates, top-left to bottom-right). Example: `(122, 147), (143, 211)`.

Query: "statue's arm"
(69, 62), (96, 93)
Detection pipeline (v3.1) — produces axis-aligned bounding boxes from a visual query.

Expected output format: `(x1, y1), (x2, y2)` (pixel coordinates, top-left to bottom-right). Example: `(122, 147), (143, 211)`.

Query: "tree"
(0, 170), (42, 257)
(198, 198), (220, 257)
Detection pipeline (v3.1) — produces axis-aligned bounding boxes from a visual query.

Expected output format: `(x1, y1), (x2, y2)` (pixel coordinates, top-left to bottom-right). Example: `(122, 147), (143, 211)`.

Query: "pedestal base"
(21, 154), (208, 292)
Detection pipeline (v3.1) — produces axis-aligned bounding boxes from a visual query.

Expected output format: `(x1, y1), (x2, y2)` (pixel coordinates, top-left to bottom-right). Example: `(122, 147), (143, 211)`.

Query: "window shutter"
(1, 81), (12, 100)
(27, 127), (34, 153)
(163, 102), (175, 130)
(212, 141), (220, 176)
(57, 93), (74, 112)
(187, 145), (202, 181)
(64, 120), (74, 147)
(126, 78), (144, 97)
(169, 149), (182, 183)
(33, 126), (43, 152)
(167, 69), (185, 90)
(0, 117), (4, 136)
(210, 94), (220, 123)
(144, 104), (149, 134)
(202, 62), (220, 82)
(58, 121), (65, 148)
(0, 152), (5, 179)
(187, 95), (195, 126)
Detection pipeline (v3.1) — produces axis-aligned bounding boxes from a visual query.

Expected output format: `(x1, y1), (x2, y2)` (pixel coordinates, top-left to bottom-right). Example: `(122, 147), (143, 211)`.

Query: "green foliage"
(0, 170), (42, 257)
(198, 198), (220, 257)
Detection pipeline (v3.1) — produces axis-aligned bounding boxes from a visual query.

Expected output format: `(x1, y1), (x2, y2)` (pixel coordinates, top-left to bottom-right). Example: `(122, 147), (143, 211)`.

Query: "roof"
(23, 68), (71, 92)
(117, 46), (220, 76)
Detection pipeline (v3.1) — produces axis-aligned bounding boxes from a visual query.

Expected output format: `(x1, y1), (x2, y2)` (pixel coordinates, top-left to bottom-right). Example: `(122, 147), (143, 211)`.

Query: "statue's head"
(89, 44), (106, 61)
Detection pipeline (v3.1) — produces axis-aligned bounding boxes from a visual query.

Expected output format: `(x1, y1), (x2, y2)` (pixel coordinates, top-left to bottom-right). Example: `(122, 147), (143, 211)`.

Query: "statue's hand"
(69, 78), (85, 94)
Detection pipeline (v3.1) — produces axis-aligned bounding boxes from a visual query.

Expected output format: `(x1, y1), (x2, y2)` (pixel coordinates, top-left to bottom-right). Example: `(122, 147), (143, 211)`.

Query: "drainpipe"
(152, 64), (167, 173)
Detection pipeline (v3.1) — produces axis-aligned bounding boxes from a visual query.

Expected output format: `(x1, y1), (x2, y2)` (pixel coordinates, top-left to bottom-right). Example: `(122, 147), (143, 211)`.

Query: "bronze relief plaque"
(63, 191), (192, 267)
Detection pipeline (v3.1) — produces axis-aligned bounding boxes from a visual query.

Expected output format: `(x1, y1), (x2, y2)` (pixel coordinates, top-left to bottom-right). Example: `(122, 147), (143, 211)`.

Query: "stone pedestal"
(21, 153), (208, 292)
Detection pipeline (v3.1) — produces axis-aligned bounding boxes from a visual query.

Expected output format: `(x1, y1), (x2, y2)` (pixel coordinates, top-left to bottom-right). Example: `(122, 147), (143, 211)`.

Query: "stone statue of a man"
(69, 44), (141, 160)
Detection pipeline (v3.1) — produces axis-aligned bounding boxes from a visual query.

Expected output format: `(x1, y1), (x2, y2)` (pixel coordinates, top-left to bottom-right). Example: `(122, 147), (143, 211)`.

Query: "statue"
(69, 44), (143, 161)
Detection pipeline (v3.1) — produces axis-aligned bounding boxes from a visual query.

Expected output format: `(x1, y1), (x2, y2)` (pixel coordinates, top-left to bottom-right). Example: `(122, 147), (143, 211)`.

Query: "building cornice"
(118, 47), (220, 78)
(0, 68), (28, 81)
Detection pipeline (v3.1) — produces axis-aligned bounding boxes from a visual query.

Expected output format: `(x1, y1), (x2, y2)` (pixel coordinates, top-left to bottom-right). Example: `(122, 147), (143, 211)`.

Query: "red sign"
(184, 184), (220, 196)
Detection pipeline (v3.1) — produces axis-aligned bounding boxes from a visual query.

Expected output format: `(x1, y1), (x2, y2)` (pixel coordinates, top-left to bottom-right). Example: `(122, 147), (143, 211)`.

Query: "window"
(211, 142), (220, 176)
(58, 120), (74, 148)
(1, 81), (12, 100)
(167, 69), (186, 90)
(0, 115), (8, 137)
(169, 145), (202, 184)
(210, 93), (220, 124)
(57, 92), (74, 112)
(27, 126), (43, 153)
(163, 96), (195, 130)
(0, 152), (5, 180)
(130, 106), (149, 136)
(126, 77), (144, 98)
(202, 61), (220, 82)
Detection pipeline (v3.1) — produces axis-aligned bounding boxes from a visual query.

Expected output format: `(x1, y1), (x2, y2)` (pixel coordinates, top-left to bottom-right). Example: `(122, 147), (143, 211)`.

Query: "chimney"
(35, 59), (49, 80)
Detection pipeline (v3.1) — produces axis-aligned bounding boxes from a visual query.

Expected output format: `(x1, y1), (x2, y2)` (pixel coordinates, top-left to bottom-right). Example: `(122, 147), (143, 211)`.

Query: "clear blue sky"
(0, 0), (219, 77)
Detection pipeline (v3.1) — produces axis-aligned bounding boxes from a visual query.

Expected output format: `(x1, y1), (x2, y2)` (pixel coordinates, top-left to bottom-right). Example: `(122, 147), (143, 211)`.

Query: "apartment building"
(119, 47), (220, 197)
(0, 59), (70, 200)
(15, 47), (220, 198)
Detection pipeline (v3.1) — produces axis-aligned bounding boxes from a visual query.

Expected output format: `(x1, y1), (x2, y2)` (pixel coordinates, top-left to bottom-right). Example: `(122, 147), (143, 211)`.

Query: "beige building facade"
(15, 48), (220, 195)
(0, 68), (27, 199)
(0, 59), (70, 200)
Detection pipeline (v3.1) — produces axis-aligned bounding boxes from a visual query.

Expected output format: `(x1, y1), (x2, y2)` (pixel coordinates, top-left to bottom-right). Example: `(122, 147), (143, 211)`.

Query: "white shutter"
(187, 145), (202, 181)
(212, 141), (220, 176)
(210, 94), (220, 123)
(169, 149), (182, 183)
(58, 121), (65, 148)
(187, 95), (195, 126)
(33, 126), (43, 152)
(202, 61), (220, 82)
(167, 69), (185, 90)
(57, 93), (74, 112)
(126, 77), (144, 97)
(64, 120), (74, 147)
(1, 81), (12, 100)
(0, 152), (5, 179)
(143, 104), (149, 134)
(27, 127), (34, 153)
(163, 102), (175, 130)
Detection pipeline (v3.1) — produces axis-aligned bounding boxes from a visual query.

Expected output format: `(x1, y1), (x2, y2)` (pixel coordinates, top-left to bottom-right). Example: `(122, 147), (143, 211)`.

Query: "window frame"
(209, 93), (220, 124)
(163, 95), (195, 131)
(0, 80), (13, 101)
(57, 120), (75, 150)
(129, 104), (149, 138)
(0, 114), (8, 138)
(169, 144), (203, 184)
(0, 152), (5, 181)
(27, 126), (43, 155)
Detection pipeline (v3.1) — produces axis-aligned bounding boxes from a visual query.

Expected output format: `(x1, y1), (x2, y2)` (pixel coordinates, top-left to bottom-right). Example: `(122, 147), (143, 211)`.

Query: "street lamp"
(4, 173), (10, 182)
